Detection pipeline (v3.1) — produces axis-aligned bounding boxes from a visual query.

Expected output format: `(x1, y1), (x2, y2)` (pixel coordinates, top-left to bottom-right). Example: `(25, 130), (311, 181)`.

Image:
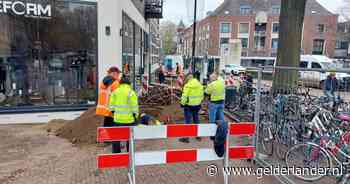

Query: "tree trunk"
(272, 0), (307, 94)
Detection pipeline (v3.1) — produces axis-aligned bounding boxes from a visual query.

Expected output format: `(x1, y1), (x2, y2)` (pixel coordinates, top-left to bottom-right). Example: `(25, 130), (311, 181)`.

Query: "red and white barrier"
(97, 123), (256, 184)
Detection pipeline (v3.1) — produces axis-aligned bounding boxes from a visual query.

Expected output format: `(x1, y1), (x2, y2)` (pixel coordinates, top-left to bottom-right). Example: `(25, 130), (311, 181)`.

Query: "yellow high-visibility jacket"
(206, 78), (225, 102)
(109, 84), (139, 124)
(181, 78), (204, 106)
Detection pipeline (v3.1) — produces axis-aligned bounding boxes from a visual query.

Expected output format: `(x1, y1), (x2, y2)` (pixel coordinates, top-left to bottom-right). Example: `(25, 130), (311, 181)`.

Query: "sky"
(162, 0), (347, 26)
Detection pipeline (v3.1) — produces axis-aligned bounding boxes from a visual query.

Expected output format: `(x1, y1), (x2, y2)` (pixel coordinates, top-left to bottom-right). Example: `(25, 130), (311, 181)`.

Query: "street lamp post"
(191, 0), (197, 74)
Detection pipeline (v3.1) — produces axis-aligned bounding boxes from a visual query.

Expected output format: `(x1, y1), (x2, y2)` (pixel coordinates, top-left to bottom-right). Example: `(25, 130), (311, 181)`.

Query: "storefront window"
(122, 12), (145, 90)
(122, 13), (134, 82)
(0, 0), (97, 109)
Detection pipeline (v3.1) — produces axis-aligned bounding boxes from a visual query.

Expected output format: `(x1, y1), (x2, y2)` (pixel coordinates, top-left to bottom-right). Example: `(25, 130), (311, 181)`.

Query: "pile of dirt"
(47, 103), (208, 146)
(43, 119), (68, 133)
(159, 103), (184, 123)
(55, 107), (103, 146)
(158, 103), (208, 124)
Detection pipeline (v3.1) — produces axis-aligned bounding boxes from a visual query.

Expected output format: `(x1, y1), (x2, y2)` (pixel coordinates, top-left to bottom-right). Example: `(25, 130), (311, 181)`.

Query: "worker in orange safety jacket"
(96, 66), (121, 127)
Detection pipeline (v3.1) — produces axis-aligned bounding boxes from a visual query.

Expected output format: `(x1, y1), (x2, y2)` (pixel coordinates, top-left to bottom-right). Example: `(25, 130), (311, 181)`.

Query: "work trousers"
(208, 101), (225, 124)
(184, 105), (201, 124)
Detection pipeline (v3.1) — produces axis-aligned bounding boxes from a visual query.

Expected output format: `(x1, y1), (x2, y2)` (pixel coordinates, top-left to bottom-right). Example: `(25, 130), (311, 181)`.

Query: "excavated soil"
(44, 103), (208, 146)
(41, 107), (104, 147)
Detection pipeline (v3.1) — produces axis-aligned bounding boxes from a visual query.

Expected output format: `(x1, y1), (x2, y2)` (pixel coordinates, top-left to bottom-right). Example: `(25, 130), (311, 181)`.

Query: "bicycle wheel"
(275, 123), (289, 160)
(275, 120), (300, 160)
(259, 112), (274, 155)
(260, 123), (274, 156)
(285, 143), (331, 182)
(275, 133), (288, 160)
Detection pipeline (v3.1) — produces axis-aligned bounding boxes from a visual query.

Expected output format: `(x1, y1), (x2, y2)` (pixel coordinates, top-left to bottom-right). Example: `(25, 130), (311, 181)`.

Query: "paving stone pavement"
(0, 125), (279, 184)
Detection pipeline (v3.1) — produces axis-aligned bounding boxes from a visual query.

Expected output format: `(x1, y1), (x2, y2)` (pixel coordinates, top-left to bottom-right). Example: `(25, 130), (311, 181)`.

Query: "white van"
(298, 55), (350, 88)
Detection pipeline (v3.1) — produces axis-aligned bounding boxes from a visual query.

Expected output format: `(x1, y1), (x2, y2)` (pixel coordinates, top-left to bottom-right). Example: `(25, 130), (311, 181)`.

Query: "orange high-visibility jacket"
(96, 80), (119, 117)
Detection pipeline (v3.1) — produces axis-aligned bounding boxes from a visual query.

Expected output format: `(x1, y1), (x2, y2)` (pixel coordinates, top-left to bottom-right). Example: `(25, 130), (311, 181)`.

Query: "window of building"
(220, 22), (231, 33)
(255, 23), (267, 33)
(341, 41), (349, 49)
(300, 61), (308, 68)
(271, 38), (278, 49)
(240, 5), (251, 15)
(312, 39), (325, 55)
(272, 5), (280, 14)
(239, 23), (249, 34)
(317, 24), (325, 33)
(272, 23), (279, 33)
(335, 41), (348, 49)
(0, 1), (97, 109)
(336, 40), (341, 49)
(240, 38), (249, 48)
(311, 62), (322, 69)
(122, 13), (145, 89)
(254, 37), (265, 49)
(337, 24), (347, 33)
(220, 38), (230, 45)
(241, 52), (248, 57)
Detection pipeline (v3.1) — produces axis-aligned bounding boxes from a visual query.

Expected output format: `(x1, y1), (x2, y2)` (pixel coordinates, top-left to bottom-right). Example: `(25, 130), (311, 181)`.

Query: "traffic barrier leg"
(128, 128), (136, 184)
(224, 122), (230, 184)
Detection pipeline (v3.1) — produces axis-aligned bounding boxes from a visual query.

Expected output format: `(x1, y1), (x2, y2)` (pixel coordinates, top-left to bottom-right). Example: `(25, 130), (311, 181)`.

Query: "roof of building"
(178, 20), (185, 28)
(211, 0), (335, 17)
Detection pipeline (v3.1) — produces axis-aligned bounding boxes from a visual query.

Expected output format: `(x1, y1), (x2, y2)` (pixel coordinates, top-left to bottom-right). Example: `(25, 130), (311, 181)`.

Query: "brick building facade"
(177, 0), (338, 58)
(334, 21), (350, 59)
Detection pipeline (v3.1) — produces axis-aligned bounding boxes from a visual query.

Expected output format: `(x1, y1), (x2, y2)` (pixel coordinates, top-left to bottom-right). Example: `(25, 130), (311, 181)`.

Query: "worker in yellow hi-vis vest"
(179, 73), (204, 143)
(205, 73), (225, 125)
(109, 75), (139, 153)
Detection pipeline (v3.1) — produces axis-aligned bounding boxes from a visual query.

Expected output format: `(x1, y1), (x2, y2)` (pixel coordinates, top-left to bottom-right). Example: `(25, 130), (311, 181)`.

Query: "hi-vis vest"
(206, 78), (225, 102)
(181, 78), (204, 106)
(96, 80), (119, 117)
(109, 84), (139, 124)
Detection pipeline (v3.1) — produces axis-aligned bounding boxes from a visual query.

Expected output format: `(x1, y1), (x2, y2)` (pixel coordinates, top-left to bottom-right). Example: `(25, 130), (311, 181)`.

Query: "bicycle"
(286, 111), (350, 183)
(259, 93), (306, 160)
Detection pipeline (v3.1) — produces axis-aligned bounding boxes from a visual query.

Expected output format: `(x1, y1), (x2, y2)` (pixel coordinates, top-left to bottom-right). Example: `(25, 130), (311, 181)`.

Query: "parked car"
(298, 55), (350, 89)
(225, 64), (246, 75)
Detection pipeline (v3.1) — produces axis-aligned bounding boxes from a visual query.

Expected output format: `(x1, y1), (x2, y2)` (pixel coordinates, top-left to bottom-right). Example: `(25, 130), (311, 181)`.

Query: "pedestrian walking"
(179, 74), (204, 143)
(324, 71), (338, 107)
(96, 67), (121, 127)
(158, 63), (165, 84)
(205, 73), (225, 125)
(176, 63), (180, 75)
(109, 75), (139, 153)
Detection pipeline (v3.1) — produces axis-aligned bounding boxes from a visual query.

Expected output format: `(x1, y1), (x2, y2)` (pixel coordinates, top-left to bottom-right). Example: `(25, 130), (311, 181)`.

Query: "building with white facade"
(0, 0), (162, 123)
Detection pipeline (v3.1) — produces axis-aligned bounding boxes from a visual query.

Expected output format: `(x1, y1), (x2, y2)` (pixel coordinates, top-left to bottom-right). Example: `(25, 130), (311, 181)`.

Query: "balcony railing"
(145, 0), (163, 19)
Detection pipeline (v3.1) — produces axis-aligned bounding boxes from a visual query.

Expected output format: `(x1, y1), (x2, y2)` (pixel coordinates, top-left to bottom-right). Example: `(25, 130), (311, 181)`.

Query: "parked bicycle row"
(222, 77), (350, 183)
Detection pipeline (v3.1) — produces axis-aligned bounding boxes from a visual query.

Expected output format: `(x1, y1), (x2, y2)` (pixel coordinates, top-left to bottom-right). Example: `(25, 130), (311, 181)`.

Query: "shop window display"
(0, 0), (97, 108)
(122, 12), (146, 90)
